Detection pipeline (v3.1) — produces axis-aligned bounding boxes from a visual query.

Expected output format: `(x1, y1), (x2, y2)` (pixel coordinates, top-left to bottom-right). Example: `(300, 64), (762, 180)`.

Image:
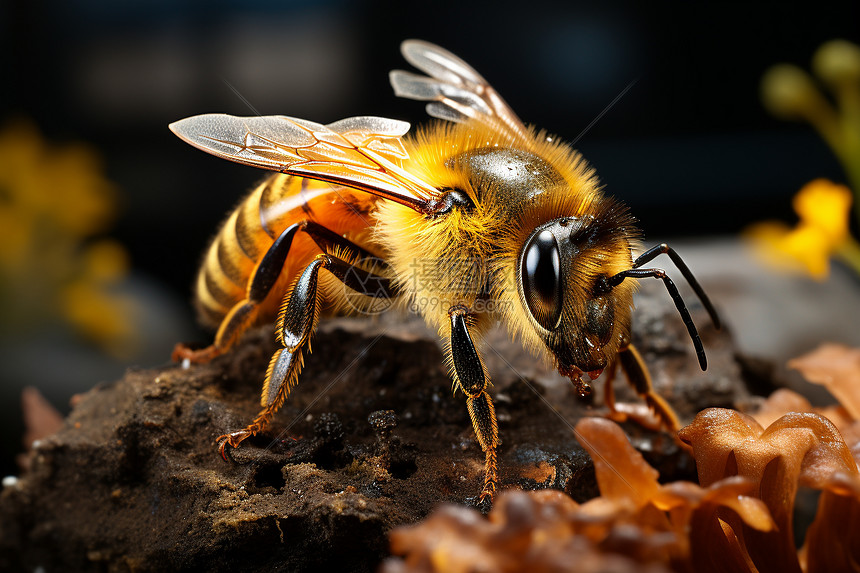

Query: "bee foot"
(605, 409), (631, 424)
(216, 430), (254, 462)
(609, 402), (662, 431)
(172, 342), (219, 364)
(466, 492), (494, 515)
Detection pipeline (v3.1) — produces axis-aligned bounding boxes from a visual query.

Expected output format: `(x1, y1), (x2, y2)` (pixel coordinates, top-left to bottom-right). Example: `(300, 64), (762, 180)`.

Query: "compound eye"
(521, 229), (563, 329)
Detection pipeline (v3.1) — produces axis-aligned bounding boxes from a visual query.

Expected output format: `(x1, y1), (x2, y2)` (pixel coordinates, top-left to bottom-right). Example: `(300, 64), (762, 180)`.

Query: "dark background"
(1, 1), (858, 475)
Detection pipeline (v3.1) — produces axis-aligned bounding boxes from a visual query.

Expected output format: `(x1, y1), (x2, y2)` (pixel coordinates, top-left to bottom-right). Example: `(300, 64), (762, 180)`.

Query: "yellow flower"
(0, 120), (141, 357)
(60, 280), (140, 359)
(760, 64), (825, 121)
(813, 39), (860, 87)
(760, 39), (860, 228)
(746, 179), (855, 280)
(792, 178), (852, 243)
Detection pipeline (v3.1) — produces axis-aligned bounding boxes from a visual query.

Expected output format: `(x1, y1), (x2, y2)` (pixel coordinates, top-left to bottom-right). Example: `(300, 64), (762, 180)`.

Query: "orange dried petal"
(763, 412), (858, 490)
(803, 485), (860, 573)
(751, 388), (813, 429)
(388, 505), (496, 573)
(680, 408), (860, 573)
(21, 386), (64, 448)
(789, 343), (860, 421)
(574, 418), (660, 507)
(678, 409), (764, 487)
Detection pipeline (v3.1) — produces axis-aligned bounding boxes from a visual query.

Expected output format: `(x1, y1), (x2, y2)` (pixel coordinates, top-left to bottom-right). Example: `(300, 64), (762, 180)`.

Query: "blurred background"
(1, 0), (859, 476)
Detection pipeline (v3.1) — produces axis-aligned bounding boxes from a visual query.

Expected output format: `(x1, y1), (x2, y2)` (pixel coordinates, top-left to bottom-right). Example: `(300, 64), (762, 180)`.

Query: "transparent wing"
(169, 113), (439, 211)
(390, 40), (530, 143)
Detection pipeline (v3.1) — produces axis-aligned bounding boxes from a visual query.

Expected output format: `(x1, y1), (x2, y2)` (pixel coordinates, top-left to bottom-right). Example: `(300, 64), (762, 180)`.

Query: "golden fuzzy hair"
(374, 120), (640, 373)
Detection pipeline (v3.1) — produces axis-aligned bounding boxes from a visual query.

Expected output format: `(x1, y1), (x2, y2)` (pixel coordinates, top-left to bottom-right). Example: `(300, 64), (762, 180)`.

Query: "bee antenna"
(608, 262), (711, 371)
(632, 244), (720, 327)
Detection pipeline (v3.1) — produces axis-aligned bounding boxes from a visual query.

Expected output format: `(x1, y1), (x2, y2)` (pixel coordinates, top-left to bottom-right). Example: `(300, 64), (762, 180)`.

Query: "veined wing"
(390, 40), (530, 144)
(169, 113), (439, 212)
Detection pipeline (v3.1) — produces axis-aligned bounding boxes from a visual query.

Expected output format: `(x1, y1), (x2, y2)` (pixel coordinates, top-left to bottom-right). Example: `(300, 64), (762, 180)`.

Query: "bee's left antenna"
(609, 267), (707, 370)
(607, 244), (720, 371)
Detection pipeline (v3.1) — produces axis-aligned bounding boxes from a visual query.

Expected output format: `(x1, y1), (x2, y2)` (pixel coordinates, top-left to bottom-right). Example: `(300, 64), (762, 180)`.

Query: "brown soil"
(0, 281), (743, 572)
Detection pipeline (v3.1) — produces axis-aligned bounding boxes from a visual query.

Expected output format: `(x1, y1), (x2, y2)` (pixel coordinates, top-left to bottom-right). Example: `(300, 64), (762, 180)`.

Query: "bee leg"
(172, 301), (260, 364)
(601, 359), (626, 422)
(174, 224), (306, 365)
(617, 343), (681, 433)
(218, 252), (397, 458)
(602, 354), (671, 429)
(449, 306), (500, 504)
(175, 221), (392, 365)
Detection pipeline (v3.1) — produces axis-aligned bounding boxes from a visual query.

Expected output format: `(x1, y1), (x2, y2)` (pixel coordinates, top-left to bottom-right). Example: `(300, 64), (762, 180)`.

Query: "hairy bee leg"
(300, 220), (383, 262)
(449, 306), (500, 503)
(217, 254), (322, 457)
(602, 355), (667, 428)
(174, 221), (394, 365)
(175, 224), (303, 365)
(618, 343), (681, 433)
(601, 359), (625, 421)
(218, 252), (397, 457)
(172, 301), (259, 363)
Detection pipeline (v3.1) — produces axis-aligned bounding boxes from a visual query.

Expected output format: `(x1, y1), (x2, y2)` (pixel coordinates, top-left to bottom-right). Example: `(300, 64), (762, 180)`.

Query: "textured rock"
(0, 279), (741, 572)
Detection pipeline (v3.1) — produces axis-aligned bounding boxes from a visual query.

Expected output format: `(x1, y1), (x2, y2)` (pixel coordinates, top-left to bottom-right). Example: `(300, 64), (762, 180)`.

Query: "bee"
(170, 40), (720, 503)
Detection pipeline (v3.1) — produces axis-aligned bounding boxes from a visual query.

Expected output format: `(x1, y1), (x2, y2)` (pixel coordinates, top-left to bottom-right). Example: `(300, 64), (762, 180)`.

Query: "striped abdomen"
(193, 173), (379, 328)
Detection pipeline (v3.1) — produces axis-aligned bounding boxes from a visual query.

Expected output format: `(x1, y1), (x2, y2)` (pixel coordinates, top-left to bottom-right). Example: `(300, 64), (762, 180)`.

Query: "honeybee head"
(515, 209), (638, 395)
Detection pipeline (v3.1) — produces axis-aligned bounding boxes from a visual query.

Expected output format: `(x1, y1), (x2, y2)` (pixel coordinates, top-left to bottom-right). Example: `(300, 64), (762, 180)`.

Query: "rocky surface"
(0, 280), (746, 572)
